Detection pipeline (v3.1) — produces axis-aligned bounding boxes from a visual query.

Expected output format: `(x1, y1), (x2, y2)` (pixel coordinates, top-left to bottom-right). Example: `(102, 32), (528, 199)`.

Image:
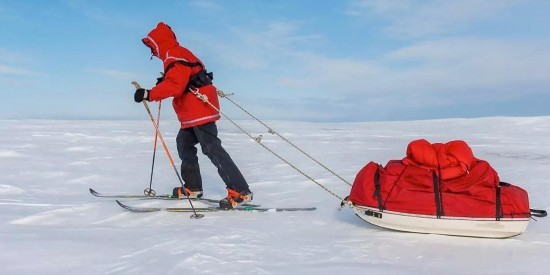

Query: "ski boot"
(172, 187), (203, 199)
(219, 188), (253, 209)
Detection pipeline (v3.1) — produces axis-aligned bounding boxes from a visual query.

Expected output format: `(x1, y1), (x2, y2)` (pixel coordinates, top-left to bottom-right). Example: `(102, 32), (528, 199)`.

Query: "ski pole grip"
(132, 80), (151, 111)
(131, 81), (142, 90)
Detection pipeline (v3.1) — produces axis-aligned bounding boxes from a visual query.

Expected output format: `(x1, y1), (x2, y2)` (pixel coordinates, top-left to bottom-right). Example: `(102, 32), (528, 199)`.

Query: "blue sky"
(1, 0), (549, 122)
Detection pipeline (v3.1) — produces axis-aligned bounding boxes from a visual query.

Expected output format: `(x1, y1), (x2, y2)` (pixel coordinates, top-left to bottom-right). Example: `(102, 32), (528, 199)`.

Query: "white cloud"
(272, 37), (550, 113)
(384, 38), (550, 92)
(0, 48), (32, 63)
(0, 65), (39, 76)
(348, 0), (522, 38)
(195, 16), (548, 103)
(193, 21), (323, 70)
(278, 53), (383, 90)
(0, 49), (40, 76)
(173, 15), (549, 121)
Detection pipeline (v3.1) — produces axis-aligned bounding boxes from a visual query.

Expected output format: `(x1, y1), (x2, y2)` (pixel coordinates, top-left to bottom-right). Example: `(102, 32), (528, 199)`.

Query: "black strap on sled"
(373, 165), (385, 211)
(495, 184), (503, 221)
(432, 171), (444, 218)
(496, 182), (513, 220)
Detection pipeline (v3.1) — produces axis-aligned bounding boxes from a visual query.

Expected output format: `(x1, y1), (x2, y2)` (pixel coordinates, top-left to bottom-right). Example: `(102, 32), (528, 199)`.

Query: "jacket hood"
(142, 22), (179, 60)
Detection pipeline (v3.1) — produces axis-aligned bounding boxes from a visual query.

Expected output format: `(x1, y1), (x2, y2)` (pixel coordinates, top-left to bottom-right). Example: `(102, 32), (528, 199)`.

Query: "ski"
(116, 200), (316, 213)
(89, 188), (261, 207)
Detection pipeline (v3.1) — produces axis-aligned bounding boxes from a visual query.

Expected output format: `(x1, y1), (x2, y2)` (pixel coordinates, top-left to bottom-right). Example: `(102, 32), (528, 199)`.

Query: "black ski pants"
(176, 122), (250, 193)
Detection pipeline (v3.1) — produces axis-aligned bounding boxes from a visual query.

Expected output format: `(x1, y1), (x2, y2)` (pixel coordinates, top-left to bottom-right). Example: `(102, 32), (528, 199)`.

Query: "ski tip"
(115, 200), (129, 210)
(89, 188), (98, 196)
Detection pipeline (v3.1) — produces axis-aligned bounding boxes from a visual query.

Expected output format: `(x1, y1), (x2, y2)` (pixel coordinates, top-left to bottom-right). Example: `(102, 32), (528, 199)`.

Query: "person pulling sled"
(134, 22), (252, 209)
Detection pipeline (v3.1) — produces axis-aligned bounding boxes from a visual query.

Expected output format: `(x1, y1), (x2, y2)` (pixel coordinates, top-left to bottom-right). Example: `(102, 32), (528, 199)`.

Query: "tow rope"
(190, 87), (348, 201)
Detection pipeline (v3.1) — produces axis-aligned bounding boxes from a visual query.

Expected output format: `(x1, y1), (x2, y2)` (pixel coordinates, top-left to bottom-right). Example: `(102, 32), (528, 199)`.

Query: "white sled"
(352, 205), (530, 238)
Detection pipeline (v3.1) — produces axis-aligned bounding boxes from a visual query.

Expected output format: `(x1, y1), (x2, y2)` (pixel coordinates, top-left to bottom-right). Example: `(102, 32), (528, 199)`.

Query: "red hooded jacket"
(142, 22), (220, 128)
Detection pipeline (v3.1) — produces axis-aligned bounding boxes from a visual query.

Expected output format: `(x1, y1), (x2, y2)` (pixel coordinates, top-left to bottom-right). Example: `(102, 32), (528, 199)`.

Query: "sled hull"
(353, 205), (529, 238)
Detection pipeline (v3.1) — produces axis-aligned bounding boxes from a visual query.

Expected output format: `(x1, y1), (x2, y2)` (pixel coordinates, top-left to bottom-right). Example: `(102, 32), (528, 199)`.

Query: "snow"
(0, 117), (549, 274)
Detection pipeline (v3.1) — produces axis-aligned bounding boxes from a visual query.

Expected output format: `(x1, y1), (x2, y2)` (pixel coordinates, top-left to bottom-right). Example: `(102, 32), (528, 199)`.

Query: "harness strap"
(165, 60), (203, 74)
(163, 60), (213, 92)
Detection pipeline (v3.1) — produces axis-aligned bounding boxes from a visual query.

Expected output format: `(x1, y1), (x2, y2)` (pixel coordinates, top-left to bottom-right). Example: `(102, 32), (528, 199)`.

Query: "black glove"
(134, 88), (149, 103)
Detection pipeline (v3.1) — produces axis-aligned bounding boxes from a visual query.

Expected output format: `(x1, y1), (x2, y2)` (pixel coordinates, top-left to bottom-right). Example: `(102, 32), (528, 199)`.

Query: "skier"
(134, 22), (252, 209)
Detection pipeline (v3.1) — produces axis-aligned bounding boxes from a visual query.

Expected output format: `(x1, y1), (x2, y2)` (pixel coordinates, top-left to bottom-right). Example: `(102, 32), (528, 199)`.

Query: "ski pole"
(146, 73), (165, 196)
(132, 81), (204, 219)
(144, 100), (161, 196)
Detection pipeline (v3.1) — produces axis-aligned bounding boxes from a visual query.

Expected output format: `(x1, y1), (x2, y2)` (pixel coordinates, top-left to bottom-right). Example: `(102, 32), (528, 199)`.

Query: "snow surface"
(1, 117), (549, 274)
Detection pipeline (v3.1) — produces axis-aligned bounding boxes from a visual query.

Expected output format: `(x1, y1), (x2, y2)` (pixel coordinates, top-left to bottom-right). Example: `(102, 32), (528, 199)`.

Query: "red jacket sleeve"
(148, 63), (192, 101)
